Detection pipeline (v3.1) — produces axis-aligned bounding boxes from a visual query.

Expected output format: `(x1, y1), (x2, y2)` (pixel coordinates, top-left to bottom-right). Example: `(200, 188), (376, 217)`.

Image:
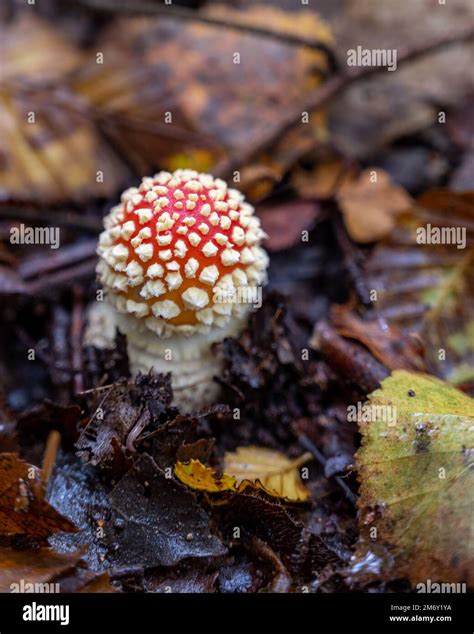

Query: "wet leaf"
(330, 0), (474, 159)
(365, 190), (474, 385)
(47, 454), (112, 572)
(0, 544), (115, 593)
(144, 567), (218, 594)
(76, 573), (116, 593)
(0, 453), (77, 539)
(175, 447), (311, 502)
(139, 413), (213, 471)
(337, 168), (412, 243)
(104, 454), (227, 569)
(355, 370), (474, 586)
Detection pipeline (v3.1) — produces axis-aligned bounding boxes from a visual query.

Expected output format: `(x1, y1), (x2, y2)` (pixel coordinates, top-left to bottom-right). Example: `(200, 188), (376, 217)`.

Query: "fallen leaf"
(47, 454), (112, 572)
(0, 453), (77, 539)
(0, 13), (82, 83)
(215, 492), (307, 572)
(365, 190), (474, 386)
(0, 544), (115, 593)
(258, 201), (320, 252)
(355, 370), (474, 586)
(337, 168), (412, 243)
(138, 413), (213, 471)
(105, 454), (227, 569)
(330, 0), (474, 159)
(310, 320), (389, 394)
(292, 156), (357, 199)
(0, 546), (82, 593)
(330, 304), (426, 373)
(225, 446), (312, 502)
(144, 568), (218, 594)
(76, 573), (116, 593)
(174, 461), (236, 494)
(73, 5), (333, 198)
(175, 447), (311, 502)
(0, 83), (130, 203)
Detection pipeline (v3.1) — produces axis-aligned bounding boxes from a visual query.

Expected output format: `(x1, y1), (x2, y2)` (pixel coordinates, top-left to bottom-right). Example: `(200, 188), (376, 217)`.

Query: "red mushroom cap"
(97, 169), (268, 337)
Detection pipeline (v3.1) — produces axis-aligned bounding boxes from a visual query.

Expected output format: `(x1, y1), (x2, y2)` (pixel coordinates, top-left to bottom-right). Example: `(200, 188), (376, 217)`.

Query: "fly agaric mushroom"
(96, 169), (268, 408)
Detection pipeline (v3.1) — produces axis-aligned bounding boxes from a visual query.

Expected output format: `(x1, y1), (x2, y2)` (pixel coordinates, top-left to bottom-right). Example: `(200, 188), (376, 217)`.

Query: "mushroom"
(96, 169), (269, 409)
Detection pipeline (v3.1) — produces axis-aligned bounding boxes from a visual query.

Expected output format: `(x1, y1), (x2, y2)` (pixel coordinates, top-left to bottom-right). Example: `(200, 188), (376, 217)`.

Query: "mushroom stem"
(115, 308), (250, 409)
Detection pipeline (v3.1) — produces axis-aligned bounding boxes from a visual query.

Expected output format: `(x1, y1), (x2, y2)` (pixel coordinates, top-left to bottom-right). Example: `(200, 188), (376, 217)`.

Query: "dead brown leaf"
(73, 5), (333, 198)
(258, 201), (320, 252)
(337, 168), (412, 243)
(0, 546), (81, 593)
(292, 156), (357, 199)
(330, 304), (426, 373)
(0, 453), (77, 539)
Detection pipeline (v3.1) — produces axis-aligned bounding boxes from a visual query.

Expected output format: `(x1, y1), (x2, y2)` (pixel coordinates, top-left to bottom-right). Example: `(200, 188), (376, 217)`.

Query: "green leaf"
(355, 370), (474, 586)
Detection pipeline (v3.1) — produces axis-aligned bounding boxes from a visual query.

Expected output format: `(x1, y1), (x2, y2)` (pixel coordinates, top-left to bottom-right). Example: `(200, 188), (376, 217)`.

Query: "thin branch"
(299, 434), (357, 506)
(213, 25), (474, 179)
(0, 203), (103, 232)
(42, 430), (61, 491)
(71, 285), (85, 394)
(79, 0), (338, 70)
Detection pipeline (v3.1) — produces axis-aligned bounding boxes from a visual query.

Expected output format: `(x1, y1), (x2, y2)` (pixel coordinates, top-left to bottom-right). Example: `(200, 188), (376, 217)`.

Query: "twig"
(299, 434), (357, 506)
(77, 383), (115, 396)
(19, 240), (97, 280)
(126, 409), (150, 453)
(330, 205), (372, 307)
(79, 0), (338, 71)
(71, 285), (85, 394)
(0, 204), (103, 232)
(42, 430), (61, 491)
(100, 114), (223, 150)
(213, 25), (474, 179)
(50, 305), (72, 402)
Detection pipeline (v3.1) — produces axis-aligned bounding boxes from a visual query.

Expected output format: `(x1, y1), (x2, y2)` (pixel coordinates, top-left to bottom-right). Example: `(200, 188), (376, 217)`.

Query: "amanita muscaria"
(96, 169), (268, 408)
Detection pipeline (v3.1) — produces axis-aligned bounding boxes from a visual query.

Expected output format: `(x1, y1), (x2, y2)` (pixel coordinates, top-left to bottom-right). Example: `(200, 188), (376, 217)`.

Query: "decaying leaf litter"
(0, 0), (473, 594)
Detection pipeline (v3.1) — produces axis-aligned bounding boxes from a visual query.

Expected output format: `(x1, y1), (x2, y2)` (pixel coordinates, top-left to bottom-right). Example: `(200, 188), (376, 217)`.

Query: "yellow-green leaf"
(174, 460), (235, 493)
(355, 370), (474, 586)
(174, 447), (311, 502)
